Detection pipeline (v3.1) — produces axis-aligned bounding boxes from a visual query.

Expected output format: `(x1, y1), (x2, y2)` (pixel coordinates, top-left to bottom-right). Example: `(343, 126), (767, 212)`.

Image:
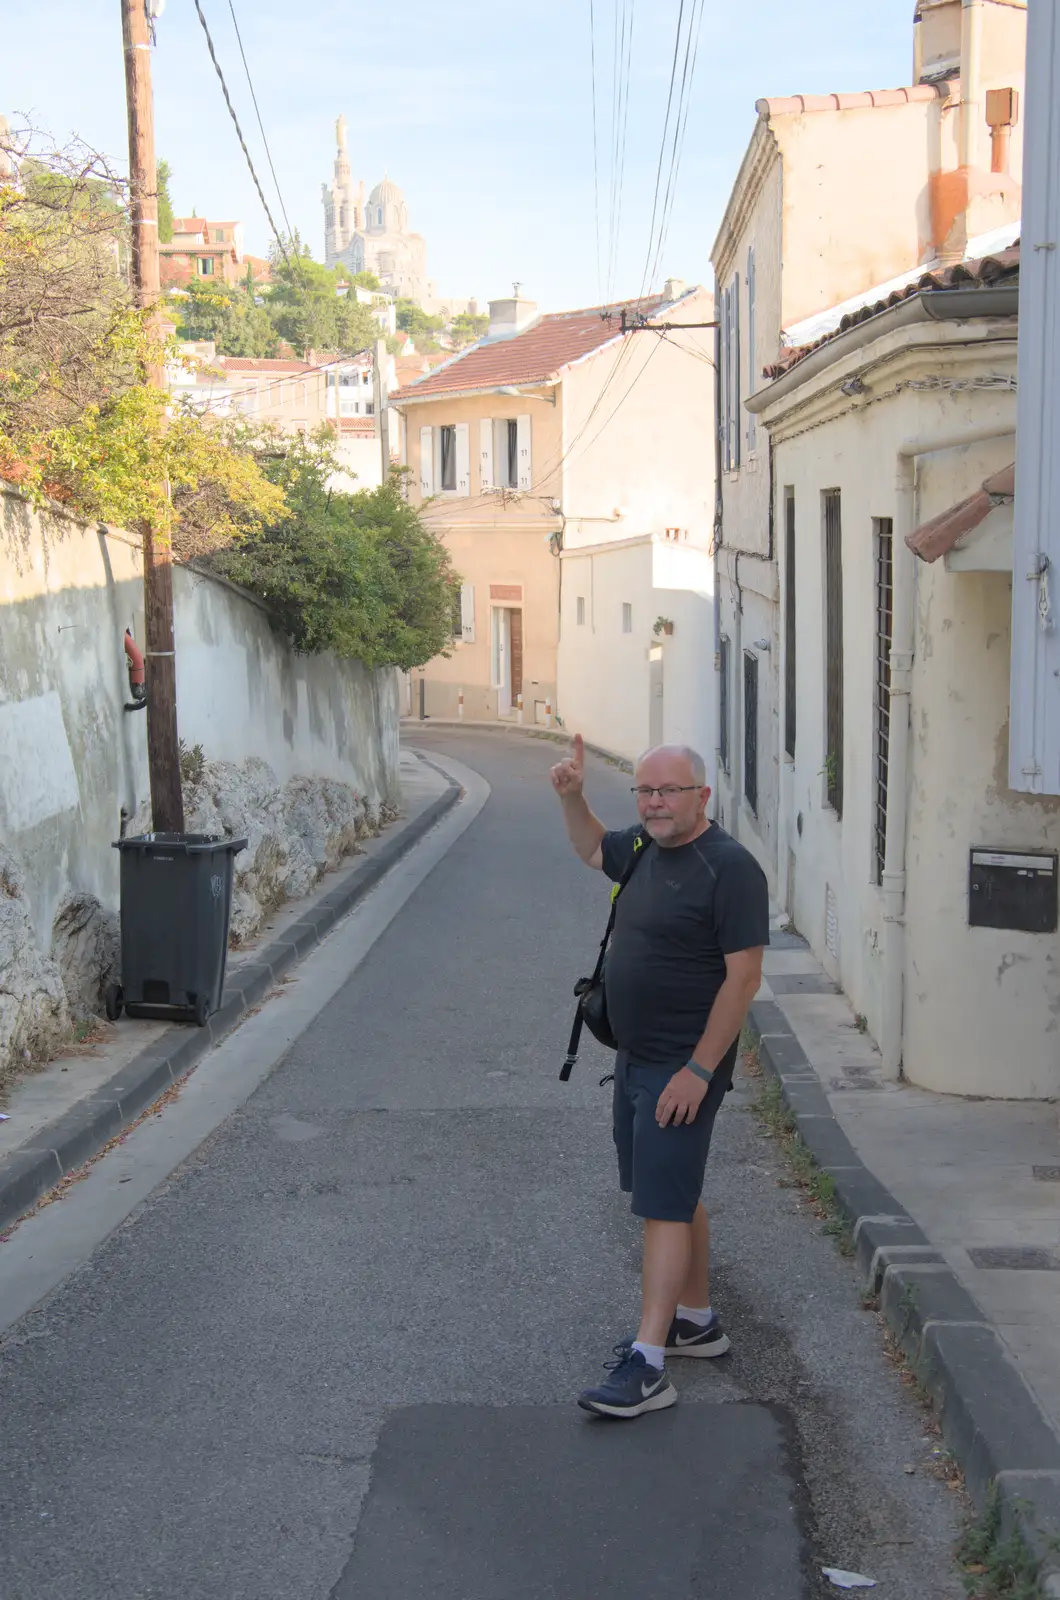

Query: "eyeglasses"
(631, 785), (700, 800)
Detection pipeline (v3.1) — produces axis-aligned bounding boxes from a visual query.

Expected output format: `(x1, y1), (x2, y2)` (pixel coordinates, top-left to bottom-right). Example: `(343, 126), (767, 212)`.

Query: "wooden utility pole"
(373, 337), (391, 483)
(121, 0), (184, 832)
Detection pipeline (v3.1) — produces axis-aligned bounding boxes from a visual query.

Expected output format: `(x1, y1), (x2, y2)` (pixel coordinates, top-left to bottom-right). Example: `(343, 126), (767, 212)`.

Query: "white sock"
(677, 1304), (713, 1326)
(632, 1340), (666, 1371)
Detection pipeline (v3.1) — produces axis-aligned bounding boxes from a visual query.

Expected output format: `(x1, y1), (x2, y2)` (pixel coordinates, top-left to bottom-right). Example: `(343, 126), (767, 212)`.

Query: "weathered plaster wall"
(0, 487), (400, 1056)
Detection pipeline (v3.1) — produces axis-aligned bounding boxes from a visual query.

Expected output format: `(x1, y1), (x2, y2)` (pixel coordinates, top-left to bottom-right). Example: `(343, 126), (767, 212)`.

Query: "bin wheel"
(104, 985), (124, 1022)
(193, 995), (211, 1028)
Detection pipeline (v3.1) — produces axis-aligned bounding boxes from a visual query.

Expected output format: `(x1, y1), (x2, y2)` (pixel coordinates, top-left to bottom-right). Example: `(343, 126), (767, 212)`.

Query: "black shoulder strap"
(560, 831), (649, 1081)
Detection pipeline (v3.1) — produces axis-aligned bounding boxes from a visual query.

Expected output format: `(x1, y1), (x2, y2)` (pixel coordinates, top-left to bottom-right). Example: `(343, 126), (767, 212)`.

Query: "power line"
(192, 0), (290, 267)
(224, 0), (298, 249)
(648, 0), (705, 290)
(589, 0), (602, 300)
(638, 0), (686, 300)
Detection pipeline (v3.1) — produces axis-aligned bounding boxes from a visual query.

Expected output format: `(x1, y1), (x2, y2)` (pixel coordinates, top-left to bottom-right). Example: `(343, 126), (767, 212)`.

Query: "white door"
(492, 607), (512, 716)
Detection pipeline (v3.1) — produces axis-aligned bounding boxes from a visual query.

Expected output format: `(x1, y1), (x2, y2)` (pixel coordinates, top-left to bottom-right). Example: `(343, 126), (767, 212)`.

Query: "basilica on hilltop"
(322, 117), (453, 312)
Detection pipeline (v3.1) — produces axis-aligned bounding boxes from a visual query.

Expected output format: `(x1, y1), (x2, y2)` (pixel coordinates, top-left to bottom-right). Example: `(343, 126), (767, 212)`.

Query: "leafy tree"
(156, 158), (174, 243)
(172, 278), (278, 358)
(217, 430), (459, 668)
(351, 270), (381, 291)
(0, 129), (283, 557)
(396, 299), (444, 347)
(267, 240), (378, 356)
(449, 311), (489, 349)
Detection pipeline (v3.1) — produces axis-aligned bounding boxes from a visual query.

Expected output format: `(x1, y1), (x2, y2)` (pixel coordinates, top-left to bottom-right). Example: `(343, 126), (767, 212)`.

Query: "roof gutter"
(388, 379), (560, 410)
(747, 286), (1018, 411)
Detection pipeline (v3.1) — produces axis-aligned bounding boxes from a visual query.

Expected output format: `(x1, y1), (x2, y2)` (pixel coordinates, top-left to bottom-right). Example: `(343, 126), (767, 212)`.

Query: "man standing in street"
(551, 735), (769, 1419)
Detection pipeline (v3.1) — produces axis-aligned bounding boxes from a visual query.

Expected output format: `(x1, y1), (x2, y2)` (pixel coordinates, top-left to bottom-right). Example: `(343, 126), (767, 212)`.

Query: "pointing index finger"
(572, 732), (585, 768)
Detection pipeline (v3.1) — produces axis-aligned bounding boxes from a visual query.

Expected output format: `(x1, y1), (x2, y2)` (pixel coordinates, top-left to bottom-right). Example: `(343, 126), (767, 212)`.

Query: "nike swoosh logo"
(675, 1331), (709, 1346)
(641, 1377), (666, 1398)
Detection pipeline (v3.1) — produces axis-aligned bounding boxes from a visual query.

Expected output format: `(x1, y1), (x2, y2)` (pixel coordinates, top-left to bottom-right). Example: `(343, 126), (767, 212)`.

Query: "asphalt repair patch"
(330, 1402), (809, 1600)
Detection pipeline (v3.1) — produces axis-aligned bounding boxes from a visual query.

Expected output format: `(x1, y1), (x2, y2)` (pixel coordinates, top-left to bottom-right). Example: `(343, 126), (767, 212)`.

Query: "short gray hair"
(635, 743), (707, 785)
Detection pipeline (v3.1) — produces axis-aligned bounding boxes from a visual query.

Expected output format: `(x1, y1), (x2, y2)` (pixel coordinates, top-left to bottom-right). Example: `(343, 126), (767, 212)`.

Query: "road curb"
(747, 1000), (1060, 1586)
(401, 718), (634, 773)
(0, 777), (461, 1237)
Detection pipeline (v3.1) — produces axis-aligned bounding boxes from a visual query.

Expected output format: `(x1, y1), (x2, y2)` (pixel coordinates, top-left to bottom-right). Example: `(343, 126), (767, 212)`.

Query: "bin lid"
(113, 832), (248, 854)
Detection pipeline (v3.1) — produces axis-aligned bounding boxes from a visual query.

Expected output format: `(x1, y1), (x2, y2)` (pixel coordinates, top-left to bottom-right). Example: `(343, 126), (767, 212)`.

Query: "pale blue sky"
(4, 0), (914, 310)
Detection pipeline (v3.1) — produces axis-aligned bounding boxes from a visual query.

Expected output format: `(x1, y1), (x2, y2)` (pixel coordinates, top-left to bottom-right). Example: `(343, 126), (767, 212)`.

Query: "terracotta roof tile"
(764, 244), (1020, 380)
(907, 462), (1016, 563)
(756, 83), (949, 118)
(220, 357), (316, 375)
(389, 295), (670, 401)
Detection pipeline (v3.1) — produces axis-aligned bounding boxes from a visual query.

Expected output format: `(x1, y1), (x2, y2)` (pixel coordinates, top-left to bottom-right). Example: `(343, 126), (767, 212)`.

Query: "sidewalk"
(0, 749), (459, 1235)
(750, 933), (1060, 1590)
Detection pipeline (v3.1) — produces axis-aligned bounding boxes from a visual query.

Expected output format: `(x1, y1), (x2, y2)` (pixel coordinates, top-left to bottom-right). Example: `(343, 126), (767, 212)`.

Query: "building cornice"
(711, 119), (778, 278)
(755, 316), (1018, 444)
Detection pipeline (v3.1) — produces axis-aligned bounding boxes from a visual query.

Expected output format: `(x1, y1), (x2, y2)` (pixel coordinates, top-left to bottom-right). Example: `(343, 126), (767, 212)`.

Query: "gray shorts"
(612, 1040), (738, 1223)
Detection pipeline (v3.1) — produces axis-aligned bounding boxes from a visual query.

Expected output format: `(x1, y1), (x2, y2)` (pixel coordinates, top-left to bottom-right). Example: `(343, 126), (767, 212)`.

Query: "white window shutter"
(746, 246), (757, 452)
(517, 414), (532, 490)
(460, 582), (475, 642)
(455, 422), (471, 496)
(479, 417), (494, 491)
(731, 274), (741, 469)
(419, 426), (434, 496)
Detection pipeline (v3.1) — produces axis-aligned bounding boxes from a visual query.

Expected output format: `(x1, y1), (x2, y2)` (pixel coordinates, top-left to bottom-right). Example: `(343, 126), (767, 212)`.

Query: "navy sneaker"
(577, 1347), (678, 1419)
(615, 1312), (731, 1362)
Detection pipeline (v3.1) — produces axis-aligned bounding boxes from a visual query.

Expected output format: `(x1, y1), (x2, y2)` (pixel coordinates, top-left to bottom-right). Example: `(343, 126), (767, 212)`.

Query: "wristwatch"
(685, 1061), (714, 1084)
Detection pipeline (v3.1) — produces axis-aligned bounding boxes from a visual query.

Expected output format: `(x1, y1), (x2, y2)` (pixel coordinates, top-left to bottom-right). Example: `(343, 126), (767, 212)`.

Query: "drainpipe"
(881, 420), (1016, 1079)
(959, 0), (983, 173)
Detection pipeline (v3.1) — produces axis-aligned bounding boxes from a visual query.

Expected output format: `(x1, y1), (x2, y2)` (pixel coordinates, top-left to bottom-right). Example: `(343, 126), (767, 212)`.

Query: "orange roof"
(765, 244), (1020, 379)
(389, 295), (671, 401)
(757, 84), (948, 118)
(907, 464), (1015, 563)
(171, 217), (207, 232)
(221, 357), (317, 375)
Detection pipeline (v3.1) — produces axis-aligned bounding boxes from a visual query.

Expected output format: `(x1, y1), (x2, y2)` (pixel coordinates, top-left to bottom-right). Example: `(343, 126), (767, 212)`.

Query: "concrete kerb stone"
(402, 718), (635, 773)
(746, 1000), (1060, 1581)
(0, 775), (461, 1235)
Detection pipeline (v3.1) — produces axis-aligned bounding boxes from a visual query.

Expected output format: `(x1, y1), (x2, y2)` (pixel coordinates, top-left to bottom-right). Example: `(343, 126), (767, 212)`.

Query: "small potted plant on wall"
(653, 616), (675, 637)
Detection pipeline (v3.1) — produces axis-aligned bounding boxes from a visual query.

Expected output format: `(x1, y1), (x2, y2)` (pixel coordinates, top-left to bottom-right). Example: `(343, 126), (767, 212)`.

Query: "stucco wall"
(905, 564), (1060, 1098)
(764, 329), (1059, 1098)
(556, 539), (715, 768)
(561, 290), (716, 550)
(0, 488), (400, 952)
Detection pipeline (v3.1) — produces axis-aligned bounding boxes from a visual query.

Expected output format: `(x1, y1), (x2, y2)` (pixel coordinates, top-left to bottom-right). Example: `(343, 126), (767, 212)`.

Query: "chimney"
(913, 0), (961, 84)
(662, 277), (687, 302)
(488, 284), (538, 338)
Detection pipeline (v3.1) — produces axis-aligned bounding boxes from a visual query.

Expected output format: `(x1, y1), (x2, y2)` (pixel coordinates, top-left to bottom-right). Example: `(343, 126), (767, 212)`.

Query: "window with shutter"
(576, 596), (586, 626)
(479, 418), (494, 491)
(455, 423), (470, 496)
(439, 425), (456, 491)
(516, 415), (532, 490)
(720, 287), (731, 471)
(419, 426), (434, 497)
(823, 489), (844, 817)
(460, 582), (476, 642)
(730, 273), (741, 470)
(746, 247), (757, 453)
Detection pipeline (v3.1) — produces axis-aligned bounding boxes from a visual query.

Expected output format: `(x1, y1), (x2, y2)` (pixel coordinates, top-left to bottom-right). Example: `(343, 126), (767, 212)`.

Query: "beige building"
(749, 244), (1060, 1101)
(712, 0), (1026, 892)
(168, 347), (391, 490)
(388, 284), (716, 756)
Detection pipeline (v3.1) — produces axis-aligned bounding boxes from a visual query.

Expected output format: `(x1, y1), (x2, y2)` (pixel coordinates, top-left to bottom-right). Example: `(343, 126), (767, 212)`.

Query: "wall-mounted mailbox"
(968, 849), (1058, 934)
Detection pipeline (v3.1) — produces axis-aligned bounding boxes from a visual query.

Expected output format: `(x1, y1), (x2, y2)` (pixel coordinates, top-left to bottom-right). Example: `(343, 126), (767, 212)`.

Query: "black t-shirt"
(601, 822), (770, 1068)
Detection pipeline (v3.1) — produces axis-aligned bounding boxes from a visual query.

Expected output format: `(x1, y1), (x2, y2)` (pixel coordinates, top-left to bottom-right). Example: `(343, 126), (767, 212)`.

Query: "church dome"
(366, 175), (408, 237)
(369, 176), (404, 208)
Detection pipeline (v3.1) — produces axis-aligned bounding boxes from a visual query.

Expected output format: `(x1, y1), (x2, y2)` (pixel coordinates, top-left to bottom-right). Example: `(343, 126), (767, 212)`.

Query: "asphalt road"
(0, 729), (966, 1600)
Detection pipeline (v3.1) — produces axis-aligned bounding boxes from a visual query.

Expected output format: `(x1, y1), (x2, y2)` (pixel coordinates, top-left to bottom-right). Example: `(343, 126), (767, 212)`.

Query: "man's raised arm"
(550, 734), (606, 870)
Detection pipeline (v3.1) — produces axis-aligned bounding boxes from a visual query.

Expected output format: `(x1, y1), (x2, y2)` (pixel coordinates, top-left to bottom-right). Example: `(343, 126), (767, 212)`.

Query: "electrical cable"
(224, 0), (298, 250)
(192, 0), (290, 268)
(589, 0), (602, 301)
